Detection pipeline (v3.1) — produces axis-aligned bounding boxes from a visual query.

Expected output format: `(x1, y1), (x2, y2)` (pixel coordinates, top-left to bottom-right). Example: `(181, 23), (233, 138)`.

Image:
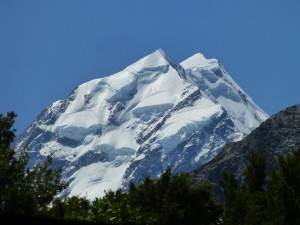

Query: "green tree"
(243, 151), (268, 225)
(266, 149), (300, 225)
(221, 149), (300, 225)
(126, 168), (222, 225)
(0, 111), (68, 217)
(220, 172), (246, 225)
(88, 168), (222, 225)
(221, 151), (267, 225)
(91, 189), (140, 225)
(63, 196), (91, 222)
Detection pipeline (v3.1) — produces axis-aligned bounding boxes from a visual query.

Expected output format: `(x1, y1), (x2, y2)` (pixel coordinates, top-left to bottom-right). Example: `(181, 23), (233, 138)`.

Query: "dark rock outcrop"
(191, 104), (300, 202)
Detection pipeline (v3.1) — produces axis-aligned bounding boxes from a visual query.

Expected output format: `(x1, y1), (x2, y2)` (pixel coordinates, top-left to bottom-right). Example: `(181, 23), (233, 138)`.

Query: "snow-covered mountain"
(14, 49), (268, 200)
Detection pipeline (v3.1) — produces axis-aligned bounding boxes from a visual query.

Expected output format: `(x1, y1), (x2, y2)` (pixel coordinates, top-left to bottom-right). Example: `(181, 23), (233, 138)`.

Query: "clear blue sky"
(1, 0), (300, 135)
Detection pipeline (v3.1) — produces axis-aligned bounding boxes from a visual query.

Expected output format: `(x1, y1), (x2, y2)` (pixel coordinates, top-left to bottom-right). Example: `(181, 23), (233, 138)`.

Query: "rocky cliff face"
(191, 104), (300, 201)
(14, 49), (268, 199)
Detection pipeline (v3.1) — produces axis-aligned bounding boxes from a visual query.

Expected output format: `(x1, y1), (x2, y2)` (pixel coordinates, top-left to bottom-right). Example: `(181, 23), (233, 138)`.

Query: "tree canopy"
(221, 149), (300, 225)
(0, 111), (68, 217)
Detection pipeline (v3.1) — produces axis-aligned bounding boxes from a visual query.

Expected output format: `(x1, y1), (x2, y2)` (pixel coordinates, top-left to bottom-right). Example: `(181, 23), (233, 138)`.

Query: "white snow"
(132, 92), (174, 119)
(57, 110), (100, 129)
(157, 98), (222, 153)
(125, 49), (169, 73)
(181, 54), (268, 134)
(97, 124), (139, 150)
(180, 53), (218, 69)
(68, 162), (129, 200)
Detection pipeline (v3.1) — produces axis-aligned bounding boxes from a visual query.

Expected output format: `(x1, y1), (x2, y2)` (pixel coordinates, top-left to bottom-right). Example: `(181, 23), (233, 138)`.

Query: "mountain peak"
(125, 48), (171, 73)
(156, 48), (167, 56)
(14, 49), (268, 200)
(180, 52), (218, 69)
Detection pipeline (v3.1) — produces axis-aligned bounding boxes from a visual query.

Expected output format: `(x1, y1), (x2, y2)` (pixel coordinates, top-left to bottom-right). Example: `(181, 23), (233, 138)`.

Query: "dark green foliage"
(0, 111), (68, 217)
(244, 151), (266, 192)
(266, 149), (300, 225)
(47, 198), (67, 220)
(221, 151), (269, 225)
(91, 189), (140, 225)
(0, 111), (16, 146)
(63, 196), (91, 222)
(62, 168), (222, 225)
(221, 149), (300, 225)
(243, 151), (268, 225)
(220, 173), (246, 225)
(89, 168), (223, 225)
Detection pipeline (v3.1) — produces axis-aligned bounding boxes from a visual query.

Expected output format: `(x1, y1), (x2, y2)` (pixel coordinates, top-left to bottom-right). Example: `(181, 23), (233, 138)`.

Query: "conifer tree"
(266, 149), (300, 225)
(220, 172), (246, 225)
(0, 111), (68, 217)
(221, 151), (267, 225)
(221, 149), (300, 225)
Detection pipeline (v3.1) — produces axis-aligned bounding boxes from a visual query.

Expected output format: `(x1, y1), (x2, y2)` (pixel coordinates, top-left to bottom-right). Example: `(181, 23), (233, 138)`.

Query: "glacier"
(14, 49), (268, 200)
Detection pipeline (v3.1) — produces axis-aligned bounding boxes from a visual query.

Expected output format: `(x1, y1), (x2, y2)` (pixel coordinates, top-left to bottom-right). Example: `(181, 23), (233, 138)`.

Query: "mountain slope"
(191, 104), (300, 202)
(14, 49), (268, 199)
